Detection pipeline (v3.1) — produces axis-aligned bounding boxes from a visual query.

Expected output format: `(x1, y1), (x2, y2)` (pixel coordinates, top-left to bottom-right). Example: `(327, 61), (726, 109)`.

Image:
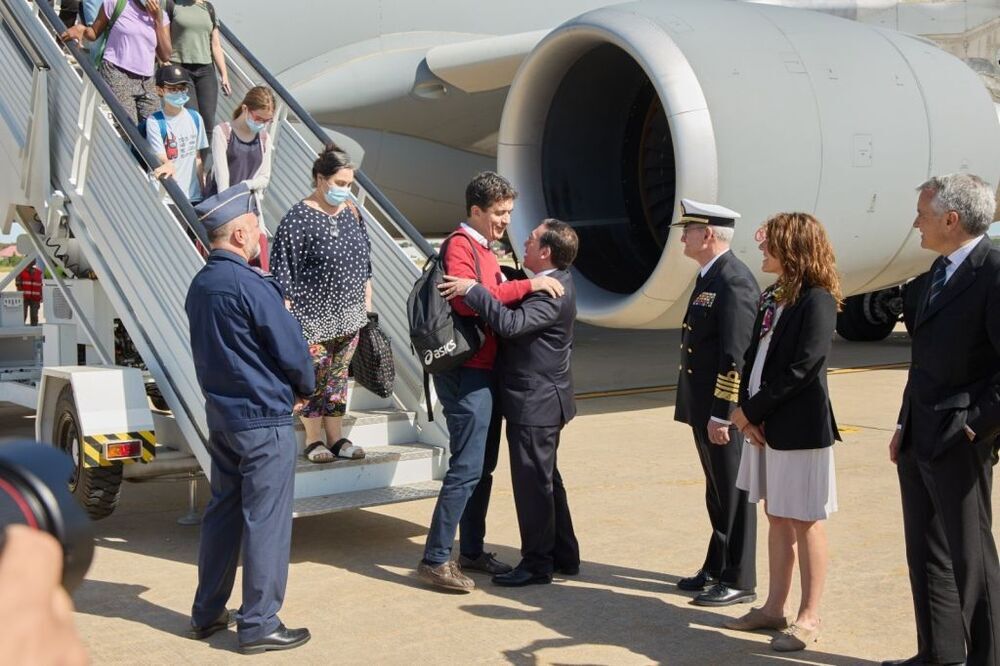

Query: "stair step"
(294, 442), (436, 472)
(293, 408), (417, 448)
(293, 441), (445, 500)
(292, 480), (442, 518)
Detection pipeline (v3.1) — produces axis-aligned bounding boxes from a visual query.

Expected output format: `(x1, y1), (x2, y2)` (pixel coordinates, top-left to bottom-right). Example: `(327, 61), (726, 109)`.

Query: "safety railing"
(0, 0), (215, 470)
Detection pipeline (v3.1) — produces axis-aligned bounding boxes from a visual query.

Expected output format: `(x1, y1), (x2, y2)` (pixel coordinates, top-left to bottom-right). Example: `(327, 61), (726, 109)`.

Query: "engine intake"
(499, 0), (1000, 328)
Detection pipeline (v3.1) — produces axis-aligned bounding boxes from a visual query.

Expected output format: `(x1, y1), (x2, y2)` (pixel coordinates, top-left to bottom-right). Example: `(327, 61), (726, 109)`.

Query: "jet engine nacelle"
(499, 0), (1000, 328)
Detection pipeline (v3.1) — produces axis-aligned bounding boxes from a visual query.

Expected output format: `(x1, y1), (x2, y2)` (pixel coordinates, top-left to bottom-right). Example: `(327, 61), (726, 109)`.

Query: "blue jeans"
(423, 366), (496, 564)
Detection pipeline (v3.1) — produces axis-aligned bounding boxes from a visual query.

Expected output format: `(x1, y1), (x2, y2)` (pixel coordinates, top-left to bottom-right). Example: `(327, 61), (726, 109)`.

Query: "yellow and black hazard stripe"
(81, 431), (156, 468)
(713, 370), (741, 402)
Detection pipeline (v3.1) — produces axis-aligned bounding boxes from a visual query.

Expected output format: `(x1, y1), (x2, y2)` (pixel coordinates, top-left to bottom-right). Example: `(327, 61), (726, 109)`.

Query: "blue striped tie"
(927, 256), (951, 304)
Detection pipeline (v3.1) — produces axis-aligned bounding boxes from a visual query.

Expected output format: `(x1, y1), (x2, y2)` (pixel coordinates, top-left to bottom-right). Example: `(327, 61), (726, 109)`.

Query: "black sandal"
(330, 438), (365, 460)
(304, 441), (334, 463)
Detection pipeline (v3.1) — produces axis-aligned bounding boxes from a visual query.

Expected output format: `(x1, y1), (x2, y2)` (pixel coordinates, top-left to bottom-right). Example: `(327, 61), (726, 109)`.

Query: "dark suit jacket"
(740, 285), (841, 451)
(675, 251), (759, 426)
(462, 269), (576, 427)
(898, 237), (1000, 460)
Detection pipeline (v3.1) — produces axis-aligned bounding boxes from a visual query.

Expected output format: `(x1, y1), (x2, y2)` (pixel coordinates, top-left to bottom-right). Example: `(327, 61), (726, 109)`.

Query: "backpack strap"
(205, 1), (216, 27)
(187, 108), (201, 135)
(441, 231), (483, 283)
(151, 111), (169, 143)
(93, 0), (128, 66)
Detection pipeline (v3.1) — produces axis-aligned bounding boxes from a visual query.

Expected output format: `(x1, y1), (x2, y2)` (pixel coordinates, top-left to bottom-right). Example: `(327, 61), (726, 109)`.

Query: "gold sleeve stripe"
(714, 387), (740, 402)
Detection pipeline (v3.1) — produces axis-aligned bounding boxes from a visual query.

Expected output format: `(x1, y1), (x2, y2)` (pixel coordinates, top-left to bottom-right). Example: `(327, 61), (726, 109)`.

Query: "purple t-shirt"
(101, 0), (168, 77)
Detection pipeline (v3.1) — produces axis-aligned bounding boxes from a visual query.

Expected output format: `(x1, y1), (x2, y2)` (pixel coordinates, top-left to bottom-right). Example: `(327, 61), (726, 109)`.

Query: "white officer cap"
(670, 198), (741, 228)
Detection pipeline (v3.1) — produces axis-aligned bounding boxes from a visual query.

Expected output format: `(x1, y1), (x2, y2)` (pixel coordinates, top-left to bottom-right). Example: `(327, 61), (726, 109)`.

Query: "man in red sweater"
(15, 260), (43, 326)
(417, 172), (563, 592)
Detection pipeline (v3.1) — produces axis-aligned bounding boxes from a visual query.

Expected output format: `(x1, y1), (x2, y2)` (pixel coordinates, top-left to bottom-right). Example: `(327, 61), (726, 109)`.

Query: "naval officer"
(185, 183), (315, 654)
(673, 199), (760, 606)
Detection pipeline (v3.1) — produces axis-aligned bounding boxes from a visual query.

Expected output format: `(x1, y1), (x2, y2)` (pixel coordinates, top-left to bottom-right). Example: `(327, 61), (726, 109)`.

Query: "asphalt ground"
(1, 326), (976, 664)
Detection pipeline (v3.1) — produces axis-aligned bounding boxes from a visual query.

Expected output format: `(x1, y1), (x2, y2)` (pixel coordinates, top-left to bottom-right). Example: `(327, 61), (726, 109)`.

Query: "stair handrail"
(32, 0), (210, 248)
(215, 21), (436, 259)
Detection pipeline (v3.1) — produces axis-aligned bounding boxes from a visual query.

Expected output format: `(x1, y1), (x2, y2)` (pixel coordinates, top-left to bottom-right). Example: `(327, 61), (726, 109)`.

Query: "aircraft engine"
(498, 0), (1000, 328)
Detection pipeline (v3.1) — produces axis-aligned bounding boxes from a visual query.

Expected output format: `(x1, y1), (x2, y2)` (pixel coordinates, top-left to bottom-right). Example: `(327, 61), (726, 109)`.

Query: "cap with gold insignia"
(670, 198), (741, 228)
(194, 182), (258, 232)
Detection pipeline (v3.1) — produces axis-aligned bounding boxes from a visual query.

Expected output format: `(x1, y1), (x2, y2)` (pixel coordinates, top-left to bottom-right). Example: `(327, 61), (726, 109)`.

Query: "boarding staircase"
(0, 0), (449, 517)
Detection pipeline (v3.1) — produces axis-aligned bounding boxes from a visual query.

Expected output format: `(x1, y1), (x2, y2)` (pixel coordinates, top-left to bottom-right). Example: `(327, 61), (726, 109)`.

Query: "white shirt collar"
(944, 235), (986, 282)
(460, 222), (489, 248)
(536, 268), (558, 277)
(699, 249), (729, 277)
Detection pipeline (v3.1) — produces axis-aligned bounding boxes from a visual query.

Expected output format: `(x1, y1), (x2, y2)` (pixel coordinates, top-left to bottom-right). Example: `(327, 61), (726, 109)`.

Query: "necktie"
(927, 256), (951, 304)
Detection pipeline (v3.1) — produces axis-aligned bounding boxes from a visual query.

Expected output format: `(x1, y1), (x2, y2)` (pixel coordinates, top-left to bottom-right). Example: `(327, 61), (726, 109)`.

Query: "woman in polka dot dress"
(270, 147), (372, 463)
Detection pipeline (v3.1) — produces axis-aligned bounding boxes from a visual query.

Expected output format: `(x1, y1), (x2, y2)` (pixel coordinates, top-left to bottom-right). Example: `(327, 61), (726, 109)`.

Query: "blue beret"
(194, 183), (258, 232)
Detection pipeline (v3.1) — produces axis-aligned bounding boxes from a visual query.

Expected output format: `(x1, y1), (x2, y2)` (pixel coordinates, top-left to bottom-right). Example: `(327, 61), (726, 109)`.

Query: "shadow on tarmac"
(83, 502), (879, 664)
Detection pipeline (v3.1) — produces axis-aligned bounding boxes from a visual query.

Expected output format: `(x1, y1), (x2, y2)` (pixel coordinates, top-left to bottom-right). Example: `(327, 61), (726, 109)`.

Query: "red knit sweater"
(442, 228), (531, 370)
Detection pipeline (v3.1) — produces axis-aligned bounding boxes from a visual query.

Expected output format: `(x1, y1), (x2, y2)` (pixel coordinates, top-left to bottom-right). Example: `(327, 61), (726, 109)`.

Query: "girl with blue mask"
(207, 86), (277, 269)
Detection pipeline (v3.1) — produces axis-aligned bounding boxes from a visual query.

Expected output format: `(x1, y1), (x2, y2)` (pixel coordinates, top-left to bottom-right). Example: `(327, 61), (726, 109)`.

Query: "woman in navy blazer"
(726, 212), (843, 652)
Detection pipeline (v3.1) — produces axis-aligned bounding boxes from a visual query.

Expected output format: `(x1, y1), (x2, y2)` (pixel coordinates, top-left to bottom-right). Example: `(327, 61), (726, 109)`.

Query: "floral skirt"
(299, 331), (360, 418)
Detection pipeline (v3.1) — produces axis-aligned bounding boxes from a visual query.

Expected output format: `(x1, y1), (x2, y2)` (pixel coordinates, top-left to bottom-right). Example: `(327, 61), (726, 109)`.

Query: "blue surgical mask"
(246, 117), (267, 134)
(324, 185), (351, 206)
(164, 91), (189, 108)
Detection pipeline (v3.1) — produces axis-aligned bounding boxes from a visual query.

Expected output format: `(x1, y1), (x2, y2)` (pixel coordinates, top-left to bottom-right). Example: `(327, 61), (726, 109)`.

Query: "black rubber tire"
(836, 293), (897, 342)
(53, 384), (122, 520)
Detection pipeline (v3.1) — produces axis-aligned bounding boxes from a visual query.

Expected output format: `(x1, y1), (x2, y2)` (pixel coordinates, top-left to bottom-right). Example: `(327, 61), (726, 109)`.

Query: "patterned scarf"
(758, 284), (784, 339)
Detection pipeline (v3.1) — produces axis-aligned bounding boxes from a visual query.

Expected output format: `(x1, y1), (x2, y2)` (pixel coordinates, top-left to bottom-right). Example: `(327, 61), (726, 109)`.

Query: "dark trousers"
(692, 424), (756, 590)
(191, 426), (296, 643)
(424, 367), (496, 564)
(22, 301), (39, 326)
(179, 62), (219, 135)
(506, 422), (579, 574)
(897, 439), (1000, 666)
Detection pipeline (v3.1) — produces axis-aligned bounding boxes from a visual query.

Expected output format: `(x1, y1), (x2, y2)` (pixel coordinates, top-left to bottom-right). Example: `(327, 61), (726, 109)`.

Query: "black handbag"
(350, 313), (395, 398)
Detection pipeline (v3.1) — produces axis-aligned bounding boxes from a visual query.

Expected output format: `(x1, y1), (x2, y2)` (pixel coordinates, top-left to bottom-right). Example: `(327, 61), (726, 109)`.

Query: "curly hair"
(764, 212), (843, 310)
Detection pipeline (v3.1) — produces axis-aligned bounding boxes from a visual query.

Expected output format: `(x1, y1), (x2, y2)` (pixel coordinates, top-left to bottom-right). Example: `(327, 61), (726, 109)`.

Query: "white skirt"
(735, 441), (838, 521)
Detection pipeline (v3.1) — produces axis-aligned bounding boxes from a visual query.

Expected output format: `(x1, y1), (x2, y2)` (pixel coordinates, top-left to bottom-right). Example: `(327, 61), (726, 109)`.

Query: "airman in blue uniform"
(184, 183), (315, 654)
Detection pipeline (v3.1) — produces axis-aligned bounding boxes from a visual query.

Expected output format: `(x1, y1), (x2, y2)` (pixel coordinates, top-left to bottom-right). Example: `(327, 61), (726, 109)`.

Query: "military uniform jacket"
(185, 249), (315, 433)
(674, 251), (758, 425)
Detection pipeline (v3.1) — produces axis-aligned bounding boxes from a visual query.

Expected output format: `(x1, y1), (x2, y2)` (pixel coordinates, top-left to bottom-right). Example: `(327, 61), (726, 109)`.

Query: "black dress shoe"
(239, 625), (311, 654)
(187, 609), (234, 640)
(692, 583), (756, 607)
(881, 657), (965, 665)
(492, 567), (552, 587)
(677, 570), (717, 591)
(554, 563), (580, 576)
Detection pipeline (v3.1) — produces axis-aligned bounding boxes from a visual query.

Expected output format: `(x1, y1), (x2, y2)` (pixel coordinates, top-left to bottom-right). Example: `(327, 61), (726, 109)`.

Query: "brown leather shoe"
(723, 607), (790, 631)
(418, 560), (475, 592)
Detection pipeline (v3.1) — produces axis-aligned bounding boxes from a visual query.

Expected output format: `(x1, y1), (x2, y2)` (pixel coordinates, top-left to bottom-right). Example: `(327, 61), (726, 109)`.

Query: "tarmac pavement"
(1, 327), (987, 664)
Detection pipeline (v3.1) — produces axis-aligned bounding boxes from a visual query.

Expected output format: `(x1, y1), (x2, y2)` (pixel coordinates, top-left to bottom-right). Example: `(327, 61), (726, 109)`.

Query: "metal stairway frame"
(0, 0), (447, 483)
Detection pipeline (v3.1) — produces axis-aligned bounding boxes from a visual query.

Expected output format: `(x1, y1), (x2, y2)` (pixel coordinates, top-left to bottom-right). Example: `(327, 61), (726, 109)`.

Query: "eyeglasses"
(247, 109), (273, 124)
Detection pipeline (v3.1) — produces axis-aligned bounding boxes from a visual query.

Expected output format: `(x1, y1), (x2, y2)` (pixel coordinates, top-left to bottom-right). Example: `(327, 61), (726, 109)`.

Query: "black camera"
(0, 441), (94, 591)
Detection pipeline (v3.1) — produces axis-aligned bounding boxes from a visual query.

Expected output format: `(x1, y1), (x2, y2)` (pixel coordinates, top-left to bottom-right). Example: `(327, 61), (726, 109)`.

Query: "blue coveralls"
(185, 249), (314, 643)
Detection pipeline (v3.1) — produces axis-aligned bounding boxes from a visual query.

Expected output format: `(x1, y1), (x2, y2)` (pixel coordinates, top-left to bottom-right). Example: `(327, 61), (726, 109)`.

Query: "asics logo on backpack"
(423, 339), (458, 366)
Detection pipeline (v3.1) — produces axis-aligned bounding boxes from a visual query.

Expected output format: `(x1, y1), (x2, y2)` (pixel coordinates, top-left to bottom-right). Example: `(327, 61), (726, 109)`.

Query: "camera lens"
(0, 442), (94, 591)
(0, 475), (51, 531)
